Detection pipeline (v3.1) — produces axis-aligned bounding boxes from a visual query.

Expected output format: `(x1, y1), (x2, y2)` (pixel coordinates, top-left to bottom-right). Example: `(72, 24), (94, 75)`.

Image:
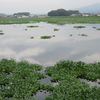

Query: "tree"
(48, 9), (81, 16)
(13, 12), (30, 16)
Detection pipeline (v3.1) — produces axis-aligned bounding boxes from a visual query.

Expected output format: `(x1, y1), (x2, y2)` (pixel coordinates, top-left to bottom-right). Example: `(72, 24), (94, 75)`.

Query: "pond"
(0, 22), (100, 67)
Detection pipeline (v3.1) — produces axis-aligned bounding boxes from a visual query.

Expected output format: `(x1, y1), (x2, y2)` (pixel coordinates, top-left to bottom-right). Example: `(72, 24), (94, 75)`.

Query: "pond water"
(0, 22), (100, 66)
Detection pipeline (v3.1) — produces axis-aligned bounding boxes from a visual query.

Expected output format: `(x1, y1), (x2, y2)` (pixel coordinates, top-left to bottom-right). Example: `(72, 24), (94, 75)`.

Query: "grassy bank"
(0, 16), (100, 25)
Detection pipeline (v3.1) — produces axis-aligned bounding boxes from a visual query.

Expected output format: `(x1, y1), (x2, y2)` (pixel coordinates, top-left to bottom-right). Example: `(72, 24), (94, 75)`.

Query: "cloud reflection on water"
(0, 22), (100, 66)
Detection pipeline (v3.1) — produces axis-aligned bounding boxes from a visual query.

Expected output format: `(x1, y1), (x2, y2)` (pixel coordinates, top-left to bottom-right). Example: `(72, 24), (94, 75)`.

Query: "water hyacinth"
(0, 33), (4, 35)
(0, 59), (100, 99)
(54, 29), (59, 31)
(27, 25), (39, 28)
(40, 36), (52, 39)
(73, 26), (86, 28)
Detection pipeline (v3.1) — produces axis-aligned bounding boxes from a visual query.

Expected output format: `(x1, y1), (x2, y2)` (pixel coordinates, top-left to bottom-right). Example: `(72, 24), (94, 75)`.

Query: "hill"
(0, 13), (6, 17)
(75, 3), (100, 13)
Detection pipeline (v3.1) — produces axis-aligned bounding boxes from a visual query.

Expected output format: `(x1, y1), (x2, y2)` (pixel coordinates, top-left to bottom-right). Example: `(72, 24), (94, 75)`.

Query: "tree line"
(48, 9), (81, 16)
(13, 12), (30, 16)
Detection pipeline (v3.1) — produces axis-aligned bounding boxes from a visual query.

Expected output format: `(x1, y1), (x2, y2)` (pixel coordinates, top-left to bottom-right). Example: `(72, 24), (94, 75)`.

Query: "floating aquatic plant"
(0, 59), (100, 100)
(92, 27), (96, 28)
(78, 34), (87, 36)
(30, 37), (34, 39)
(70, 34), (72, 36)
(25, 29), (27, 31)
(0, 33), (4, 35)
(27, 25), (39, 28)
(54, 29), (59, 31)
(73, 26), (86, 28)
(40, 36), (52, 39)
(97, 28), (100, 30)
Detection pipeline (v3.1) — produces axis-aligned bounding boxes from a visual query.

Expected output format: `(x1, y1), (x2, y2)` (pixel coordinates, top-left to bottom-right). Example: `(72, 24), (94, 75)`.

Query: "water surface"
(0, 22), (100, 66)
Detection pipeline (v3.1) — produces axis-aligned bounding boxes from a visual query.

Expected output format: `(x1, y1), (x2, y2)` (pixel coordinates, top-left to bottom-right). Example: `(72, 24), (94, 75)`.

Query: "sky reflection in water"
(0, 22), (100, 66)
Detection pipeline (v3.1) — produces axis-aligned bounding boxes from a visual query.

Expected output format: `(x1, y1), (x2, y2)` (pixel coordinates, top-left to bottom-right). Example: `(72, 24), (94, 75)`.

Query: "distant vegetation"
(13, 12), (30, 16)
(48, 9), (81, 16)
(1, 16), (100, 24)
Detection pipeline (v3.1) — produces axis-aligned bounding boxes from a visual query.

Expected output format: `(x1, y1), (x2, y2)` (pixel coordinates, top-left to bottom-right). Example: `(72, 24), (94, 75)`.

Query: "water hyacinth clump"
(70, 34), (72, 36)
(45, 60), (100, 100)
(78, 34), (88, 36)
(97, 28), (100, 30)
(73, 26), (86, 28)
(0, 30), (2, 32)
(40, 36), (52, 39)
(92, 27), (96, 28)
(0, 33), (4, 35)
(0, 59), (100, 99)
(54, 29), (59, 31)
(30, 37), (34, 39)
(25, 29), (27, 31)
(27, 25), (39, 28)
(0, 59), (48, 99)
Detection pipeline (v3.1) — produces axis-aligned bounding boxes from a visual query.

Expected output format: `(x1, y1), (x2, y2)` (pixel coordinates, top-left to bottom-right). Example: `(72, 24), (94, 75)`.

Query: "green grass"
(73, 26), (86, 28)
(40, 36), (52, 39)
(27, 25), (39, 28)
